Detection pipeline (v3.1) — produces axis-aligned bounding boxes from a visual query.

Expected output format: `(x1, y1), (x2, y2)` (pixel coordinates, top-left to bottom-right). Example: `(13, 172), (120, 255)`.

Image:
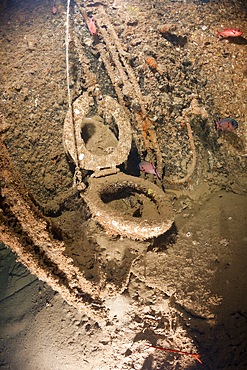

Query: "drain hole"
(81, 123), (95, 144)
(101, 188), (143, 218)
(101, 186), (160, 220)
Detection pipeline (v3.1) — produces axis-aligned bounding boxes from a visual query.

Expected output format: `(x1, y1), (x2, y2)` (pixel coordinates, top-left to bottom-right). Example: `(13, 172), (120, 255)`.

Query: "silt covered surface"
(0, 0), (247, 369)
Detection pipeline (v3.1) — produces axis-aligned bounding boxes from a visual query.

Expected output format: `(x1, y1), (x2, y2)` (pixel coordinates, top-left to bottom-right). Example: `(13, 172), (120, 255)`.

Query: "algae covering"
(0, 0), (247, 369)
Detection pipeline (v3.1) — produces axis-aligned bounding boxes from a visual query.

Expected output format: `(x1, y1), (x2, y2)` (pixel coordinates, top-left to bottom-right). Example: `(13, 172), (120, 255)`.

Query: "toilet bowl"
(84, 173), (174, 240)
(63, 93), (174, 240)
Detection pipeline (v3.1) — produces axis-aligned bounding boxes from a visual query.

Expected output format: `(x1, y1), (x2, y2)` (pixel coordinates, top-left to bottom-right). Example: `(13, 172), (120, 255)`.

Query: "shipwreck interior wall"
(0, 0), (247, 368)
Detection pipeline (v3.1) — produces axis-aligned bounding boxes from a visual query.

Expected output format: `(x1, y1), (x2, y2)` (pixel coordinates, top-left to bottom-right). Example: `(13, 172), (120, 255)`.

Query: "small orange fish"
(146, 57), (163, 75)
(52, 3), (56, 14)
(215, 117), (238, 131)
(88, 17), (97, 35)
(138, 161), (161, 179)
(216, 29), (242, 37)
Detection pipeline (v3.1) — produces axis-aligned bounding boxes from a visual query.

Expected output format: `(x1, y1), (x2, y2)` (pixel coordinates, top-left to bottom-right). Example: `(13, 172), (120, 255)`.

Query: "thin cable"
(66, 0), (71, 109)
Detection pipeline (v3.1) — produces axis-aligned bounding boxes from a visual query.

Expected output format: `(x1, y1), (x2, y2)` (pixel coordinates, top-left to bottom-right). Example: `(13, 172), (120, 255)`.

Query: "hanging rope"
(66, 0), (72, 111)
(65, 0), (85, 191)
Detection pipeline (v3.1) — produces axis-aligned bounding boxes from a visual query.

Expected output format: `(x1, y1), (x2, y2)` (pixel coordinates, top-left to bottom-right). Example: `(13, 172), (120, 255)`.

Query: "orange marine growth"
(146, 57), (163, 75)
(158, 24), (177, 36)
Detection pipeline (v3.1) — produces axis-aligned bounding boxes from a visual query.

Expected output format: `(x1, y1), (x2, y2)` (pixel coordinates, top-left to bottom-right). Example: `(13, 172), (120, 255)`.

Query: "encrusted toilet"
(63, 92), (174, 240)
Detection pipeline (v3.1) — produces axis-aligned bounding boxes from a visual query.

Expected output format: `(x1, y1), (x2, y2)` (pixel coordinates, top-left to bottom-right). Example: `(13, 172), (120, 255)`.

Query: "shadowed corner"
(147, 223), (178, 253)
(220, 36), (247, 45)
(162, 32), (188, 47)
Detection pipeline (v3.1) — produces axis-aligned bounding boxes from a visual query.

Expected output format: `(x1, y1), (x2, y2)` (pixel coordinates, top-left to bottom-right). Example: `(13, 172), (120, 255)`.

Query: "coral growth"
(146, 56), (163, 75)
(157, 23), (177, 35)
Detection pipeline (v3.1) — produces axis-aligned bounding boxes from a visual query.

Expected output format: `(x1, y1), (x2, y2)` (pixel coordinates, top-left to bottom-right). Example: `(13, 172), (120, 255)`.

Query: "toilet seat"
(63, 93), (174, 240)
(63, 93), (132, 178)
